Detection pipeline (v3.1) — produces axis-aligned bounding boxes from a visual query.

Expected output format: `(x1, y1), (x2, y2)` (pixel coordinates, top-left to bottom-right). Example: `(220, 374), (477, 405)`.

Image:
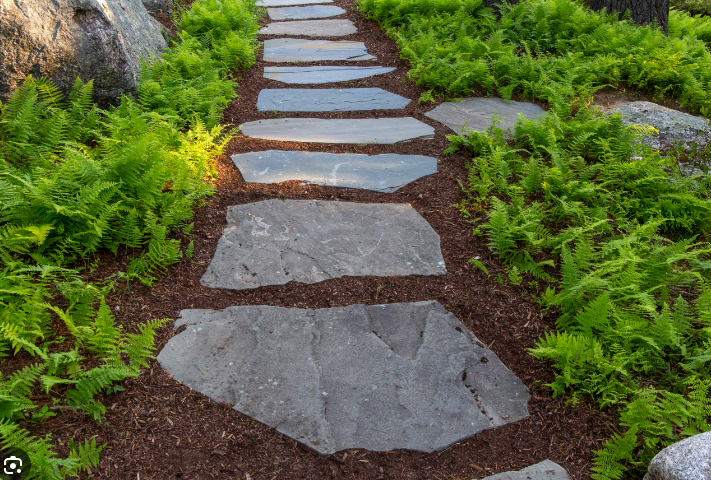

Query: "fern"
(0, 0), (259, 475)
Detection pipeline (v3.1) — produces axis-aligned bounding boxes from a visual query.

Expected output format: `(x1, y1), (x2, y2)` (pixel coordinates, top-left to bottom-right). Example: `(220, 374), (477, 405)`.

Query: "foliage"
(448, 104), (711, 478)
(139, 0), (259, 128)
(359, 0), (711, 114)
(0, 0), (259, 477)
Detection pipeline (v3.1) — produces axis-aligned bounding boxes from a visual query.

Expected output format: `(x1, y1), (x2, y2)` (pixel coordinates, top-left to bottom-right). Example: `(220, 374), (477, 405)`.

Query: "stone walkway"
(158, 0), (567, 475)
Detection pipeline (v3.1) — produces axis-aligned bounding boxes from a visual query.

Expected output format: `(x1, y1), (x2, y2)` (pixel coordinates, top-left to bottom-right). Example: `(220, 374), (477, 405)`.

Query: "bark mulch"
(22, 2), (620, 479)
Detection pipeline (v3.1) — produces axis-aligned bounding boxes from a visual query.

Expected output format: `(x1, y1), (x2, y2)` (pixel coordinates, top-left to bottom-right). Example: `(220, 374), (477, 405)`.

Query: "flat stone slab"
(475, 461), (571, 480)
(230, 150), (437, 192)
(257, 0), (332, 6)
(268, 5), (345, 20)
(613, 101), (711, 151)
(425, 97), (545, 135)
(645, 431), (711, 480)
(263, 39), (375, 62)
(256, 88), (411, 112)
(264, 66), (395, 84)
(157, 301), (530, 454)
(240, 118), (434, 144)
(260, 19), (356, 37)
(200, 200), (445, 290)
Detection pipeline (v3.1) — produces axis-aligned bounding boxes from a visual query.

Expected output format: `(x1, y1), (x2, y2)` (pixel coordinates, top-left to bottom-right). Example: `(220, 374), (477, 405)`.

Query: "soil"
(20, 2), (622, 479)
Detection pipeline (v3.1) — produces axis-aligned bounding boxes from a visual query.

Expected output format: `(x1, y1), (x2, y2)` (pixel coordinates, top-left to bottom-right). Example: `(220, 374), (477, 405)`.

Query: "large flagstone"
(267, 5), (345, 20)
(264, 66), (395, 84)
(230, 150), (437, 192)
(157, 301), (530, 454)
(263, 39), (375, 62)
(239, 117), (434, 144)
(259, 19), (357, 36)
(200, 200), (445, 290)
(256, 88), (410, 112)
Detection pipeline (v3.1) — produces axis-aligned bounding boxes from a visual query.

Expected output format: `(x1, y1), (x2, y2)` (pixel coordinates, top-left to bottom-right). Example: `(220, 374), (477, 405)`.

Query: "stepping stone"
(268, 5), (345, 20)
(257, 0), (332, 6)
(260, 19), (357, 37)
(263, 39), (375, 62)
(256, 88), (411, 112)
(157, 301), (530, 454)
(230, 150), (437, 192)
(425, 97), (545, 135)
(264, 66), (396, 84)
(475, 460), (571, 480)
(240, 118), (434, 144)
(200, 200), (445, 290)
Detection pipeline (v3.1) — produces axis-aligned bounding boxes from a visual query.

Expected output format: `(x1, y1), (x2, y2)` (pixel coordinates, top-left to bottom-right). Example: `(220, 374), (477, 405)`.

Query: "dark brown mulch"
(21, 2), (619, 479)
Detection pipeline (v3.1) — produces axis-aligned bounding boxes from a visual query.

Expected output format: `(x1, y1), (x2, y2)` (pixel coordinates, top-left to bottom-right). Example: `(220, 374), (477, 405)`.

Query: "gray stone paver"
(257, 0), (332, 6)
(475, 461), (571, 480)
(260, 19), (357, 37)
(263, 39), (375, 62)
(239, 117), (434, 144)
(200, 200), (445, 290)
(230, 150), (437, 192)
(425, 97), (545, 134)
(256, 88), (411, 112)
(264, 66), (395, 84)
(268, 5), (345, 20)
(157, 301), (530, 455)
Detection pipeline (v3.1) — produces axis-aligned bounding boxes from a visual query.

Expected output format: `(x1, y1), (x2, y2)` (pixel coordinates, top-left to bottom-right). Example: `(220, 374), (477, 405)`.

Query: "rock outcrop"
(645, 431), (711, 480)
(613, 101), (711, 152)
(0, 0), (167, 106)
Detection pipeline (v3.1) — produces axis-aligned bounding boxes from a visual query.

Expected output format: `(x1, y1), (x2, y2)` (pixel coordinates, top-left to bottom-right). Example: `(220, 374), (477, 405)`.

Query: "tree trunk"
(589, 0), (670, 34)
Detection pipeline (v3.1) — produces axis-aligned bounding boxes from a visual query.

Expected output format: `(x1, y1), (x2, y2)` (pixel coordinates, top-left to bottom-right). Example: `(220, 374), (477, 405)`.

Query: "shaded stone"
(475, 460), (571, 480)
(230, 150), (437, 192)
(259, 19), (356, 37)
(257, 0), (332, 5)
(0, 0), (167, 106)
(200, 200), (445, 290)
(613, 101), (711, 151)
(268, 5), (345, 20)
(143, 0), (173, 11)
(264, 66), (396, 84)
(256, 88), (411, 112)
(425, 97), (545, 135)
(644, 431), (711, 480)
(157, 301), (530, 454)
(240, 118), (434, 144)
(263, 39), (375, 62)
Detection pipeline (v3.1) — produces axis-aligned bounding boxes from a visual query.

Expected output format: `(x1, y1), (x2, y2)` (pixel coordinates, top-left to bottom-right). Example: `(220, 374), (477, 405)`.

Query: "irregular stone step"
(157, 301), (530, 455)
(425, 97), (545, 135)
(260, 19), (356, 37)
(263, 39), (375, 62)
(257, 88), (411, 112)
(257, 0), (332, 6)
(230, 150), (437, 192)
(264, 66), (396, 84)
(240, 117), (435, 144)
(475, 461), (571, 480)
(268, 5), (345, 20)
(200, 200), (445, 290)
